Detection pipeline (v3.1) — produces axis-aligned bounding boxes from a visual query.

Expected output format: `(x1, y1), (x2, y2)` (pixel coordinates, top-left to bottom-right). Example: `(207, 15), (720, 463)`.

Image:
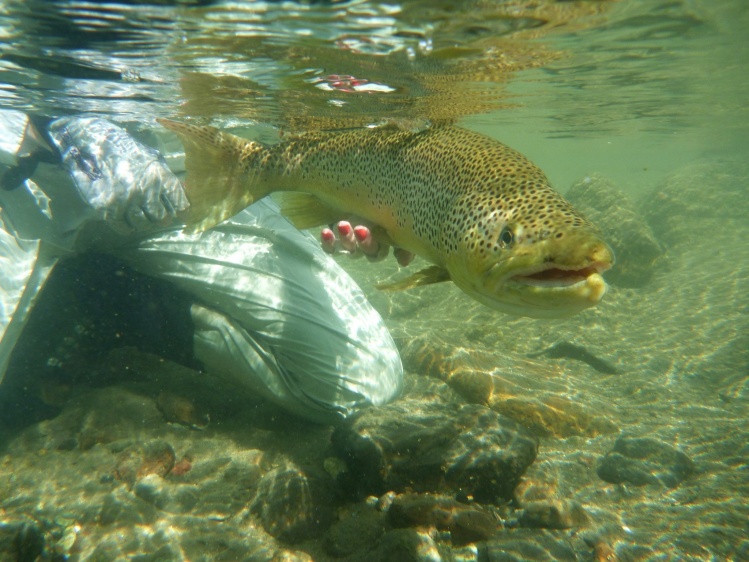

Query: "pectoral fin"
(376, 265), (451, 291)
(276, 193), (341, 230)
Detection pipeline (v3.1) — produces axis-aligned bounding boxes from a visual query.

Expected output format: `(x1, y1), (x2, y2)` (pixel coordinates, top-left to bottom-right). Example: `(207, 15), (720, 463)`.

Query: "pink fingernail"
(321, 229), (335, 242)
(337, 222), (352, 236)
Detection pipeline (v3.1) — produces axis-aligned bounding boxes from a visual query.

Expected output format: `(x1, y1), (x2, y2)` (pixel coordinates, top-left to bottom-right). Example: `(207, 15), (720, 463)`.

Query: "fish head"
(444, 183), (614, 318)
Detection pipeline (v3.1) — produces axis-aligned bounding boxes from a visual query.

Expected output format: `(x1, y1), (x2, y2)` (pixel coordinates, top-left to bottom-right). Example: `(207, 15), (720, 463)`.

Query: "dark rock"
(368, 528), (442, 562)
(597, 436), (694, 488)
(250, 463), (334, 543)
(388, 493), (499, 545)
(331, 399), (538, 504)
(324, 503), (386, 557)
(9, 386), (165, 453)
(14, 522), (45, 562)
(517, 499), (589, 530)
(527, 341), (619, 375)
(567, 174), (664, 288)
(156, 391), (210, 430)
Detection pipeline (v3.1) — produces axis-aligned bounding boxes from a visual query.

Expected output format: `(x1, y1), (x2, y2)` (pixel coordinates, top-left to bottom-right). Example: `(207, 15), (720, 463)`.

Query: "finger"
(337, 221), (357, 252)
(353, 225), (379, 256)
(321, 227), (336, 254)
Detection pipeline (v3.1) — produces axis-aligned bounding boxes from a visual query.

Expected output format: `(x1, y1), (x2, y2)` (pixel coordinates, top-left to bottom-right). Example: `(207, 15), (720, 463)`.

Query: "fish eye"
(499, 226), (515, 248)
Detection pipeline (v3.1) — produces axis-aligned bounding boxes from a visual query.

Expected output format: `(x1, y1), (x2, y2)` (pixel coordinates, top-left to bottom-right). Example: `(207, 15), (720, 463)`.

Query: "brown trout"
(159, 119), (613, 318)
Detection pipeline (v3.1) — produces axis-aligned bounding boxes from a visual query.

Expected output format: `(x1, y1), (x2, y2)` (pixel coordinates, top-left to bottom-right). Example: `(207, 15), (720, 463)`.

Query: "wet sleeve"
(113, 198), (404, 424)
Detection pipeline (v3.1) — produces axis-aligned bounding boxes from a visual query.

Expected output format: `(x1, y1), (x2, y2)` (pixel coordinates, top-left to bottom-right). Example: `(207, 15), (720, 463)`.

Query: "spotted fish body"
(159, 119), (613, 318)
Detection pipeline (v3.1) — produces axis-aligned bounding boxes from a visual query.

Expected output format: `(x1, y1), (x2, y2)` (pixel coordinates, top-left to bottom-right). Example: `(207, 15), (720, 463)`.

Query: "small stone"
(518, 499), (589, 529)
(250, 463), (334, 543)
(597, 436), (694, 488)
(170, 457), (192, 477)
(113, 440), (176, 486)
(156, 392), (210, 430)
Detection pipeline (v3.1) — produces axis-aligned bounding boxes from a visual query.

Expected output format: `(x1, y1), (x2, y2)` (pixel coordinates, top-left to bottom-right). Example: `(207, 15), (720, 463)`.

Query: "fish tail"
(158, 118), (267, 232)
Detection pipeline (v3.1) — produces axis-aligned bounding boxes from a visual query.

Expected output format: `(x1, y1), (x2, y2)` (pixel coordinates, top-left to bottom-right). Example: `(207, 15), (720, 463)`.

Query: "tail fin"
(158, 119), (267, 232)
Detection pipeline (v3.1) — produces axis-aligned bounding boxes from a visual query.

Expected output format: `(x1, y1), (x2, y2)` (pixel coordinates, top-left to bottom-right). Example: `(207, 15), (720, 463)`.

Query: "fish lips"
(508, 260), (612, 289)
(480, 257), (613, 316)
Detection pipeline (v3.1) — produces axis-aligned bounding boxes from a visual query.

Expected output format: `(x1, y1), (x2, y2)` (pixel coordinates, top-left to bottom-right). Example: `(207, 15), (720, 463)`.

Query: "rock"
(368, 528), (443, 562)
(527, 341), (620, 375)
(399, 338), (620, 439)
(156, 392), (210, 430)
(331, 398), (538, 504)
(9, 386), (165, 453)
(324, 503), (387, 557)
(250, 463), (335, 543)
(494, 395), (619, 439)
(133, 473), (199, 514)
(388, 493), (499, 545)
(567, 174), (664, 288)
(638, 161), (748, 250)
(113, 440), (176, 486)
(13, 522), (45, 562)
(518, 499), (589, 530)
(477, 529), (579, 561)
(597, 436), (694, 488)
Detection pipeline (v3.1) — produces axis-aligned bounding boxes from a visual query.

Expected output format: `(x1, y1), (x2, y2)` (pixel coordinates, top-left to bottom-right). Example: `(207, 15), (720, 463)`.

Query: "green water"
(0, 0), (747, 560)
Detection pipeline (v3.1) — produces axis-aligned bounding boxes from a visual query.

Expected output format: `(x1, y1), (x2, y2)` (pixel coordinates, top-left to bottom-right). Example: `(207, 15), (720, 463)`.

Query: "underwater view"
(0, 0), (747, 560)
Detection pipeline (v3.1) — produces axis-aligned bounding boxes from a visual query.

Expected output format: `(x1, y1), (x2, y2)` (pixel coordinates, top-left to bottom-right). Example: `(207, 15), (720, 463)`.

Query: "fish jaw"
(450, 230), (614, 318)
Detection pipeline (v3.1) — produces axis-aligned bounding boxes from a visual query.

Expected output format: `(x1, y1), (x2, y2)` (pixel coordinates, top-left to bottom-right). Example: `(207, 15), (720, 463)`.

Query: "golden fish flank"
(158, 119), (614, 318)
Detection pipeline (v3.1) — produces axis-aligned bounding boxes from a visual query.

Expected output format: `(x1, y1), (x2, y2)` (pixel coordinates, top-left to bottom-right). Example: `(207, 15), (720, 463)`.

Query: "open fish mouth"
(509, 261), (611, 288)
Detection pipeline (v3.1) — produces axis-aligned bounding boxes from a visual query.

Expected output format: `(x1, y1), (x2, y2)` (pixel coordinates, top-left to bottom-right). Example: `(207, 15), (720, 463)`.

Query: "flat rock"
(597, 435), (694, 488)
(331, 398), (538, 504)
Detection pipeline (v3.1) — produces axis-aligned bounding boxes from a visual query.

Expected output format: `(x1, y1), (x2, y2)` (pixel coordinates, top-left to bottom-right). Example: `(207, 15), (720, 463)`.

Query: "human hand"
(321, 221), (414, 266)
(48, 117), (189, 235)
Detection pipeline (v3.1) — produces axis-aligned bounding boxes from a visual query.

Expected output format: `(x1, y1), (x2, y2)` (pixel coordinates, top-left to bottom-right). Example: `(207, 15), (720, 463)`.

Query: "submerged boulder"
(331, 397), (538, 504)
(567, 174), (664, 288)
(597, 435), (694, 488)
